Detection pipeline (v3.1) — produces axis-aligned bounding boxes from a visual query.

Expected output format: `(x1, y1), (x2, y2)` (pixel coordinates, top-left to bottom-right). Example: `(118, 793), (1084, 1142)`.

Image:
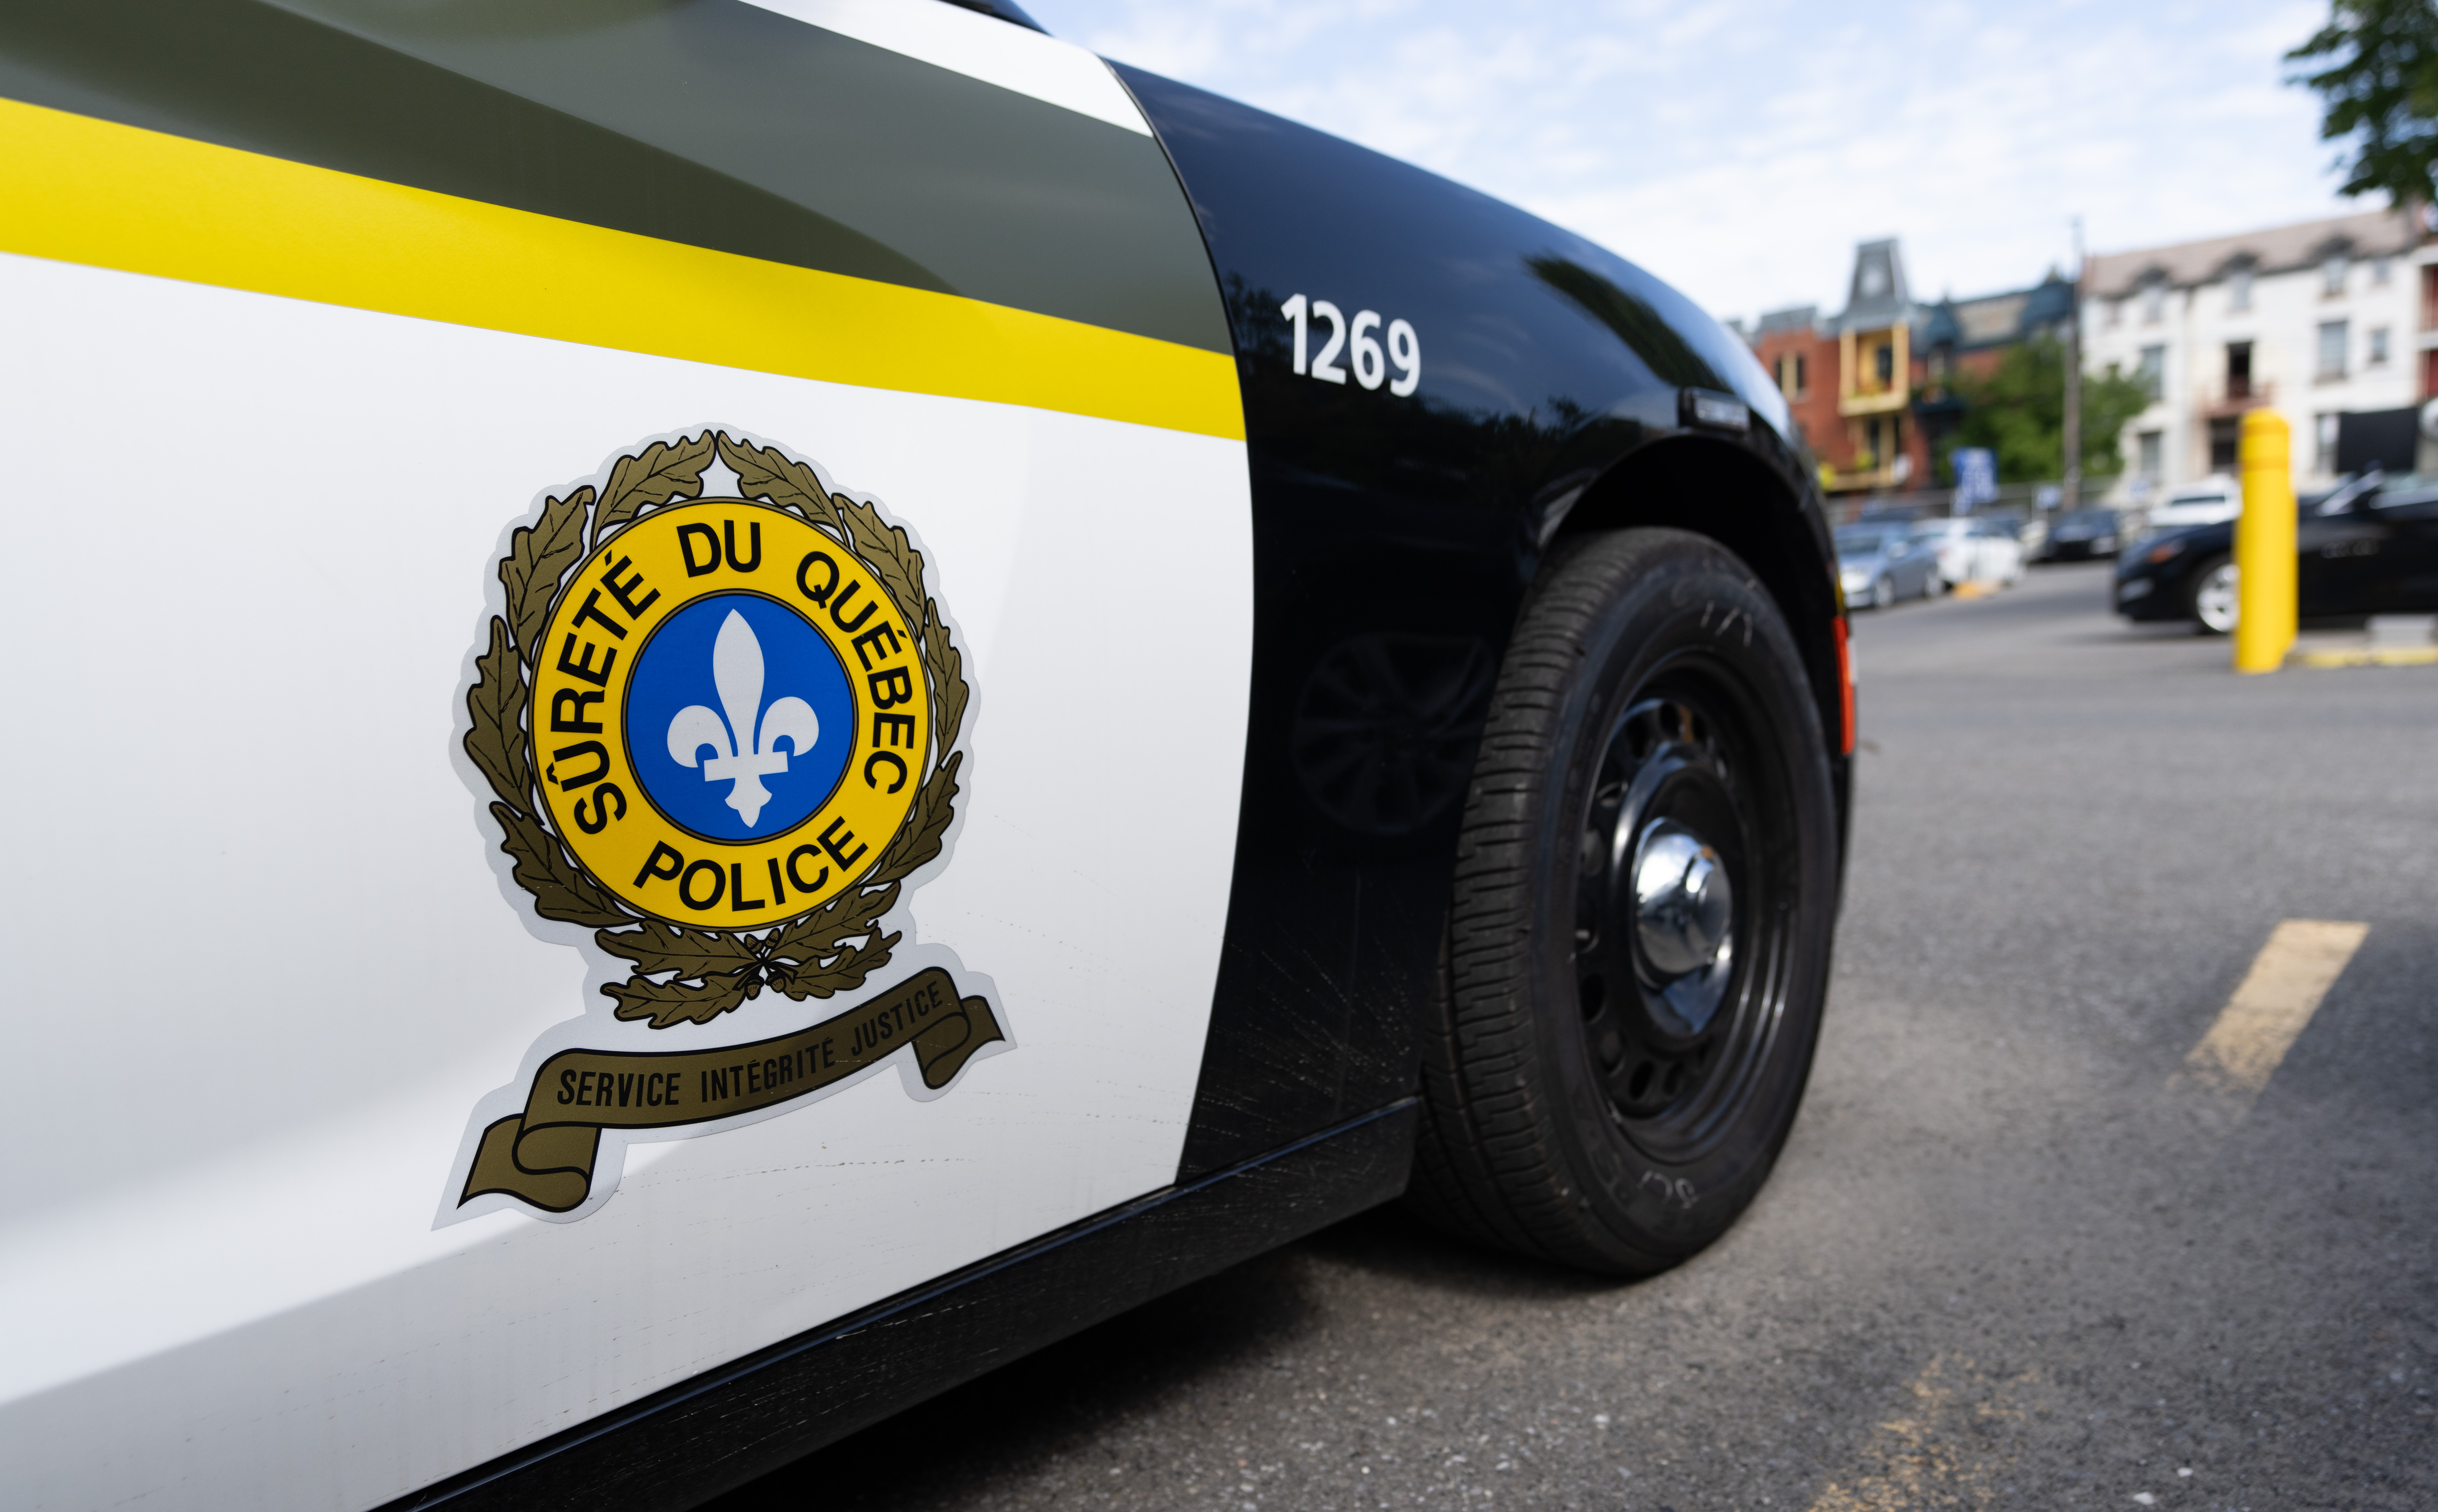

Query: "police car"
(0, 2), (1852, 1506)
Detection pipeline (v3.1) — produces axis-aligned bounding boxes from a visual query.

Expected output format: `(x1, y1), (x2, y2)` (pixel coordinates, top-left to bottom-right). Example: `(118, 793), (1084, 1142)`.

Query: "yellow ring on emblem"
(533, 500), (929, 926)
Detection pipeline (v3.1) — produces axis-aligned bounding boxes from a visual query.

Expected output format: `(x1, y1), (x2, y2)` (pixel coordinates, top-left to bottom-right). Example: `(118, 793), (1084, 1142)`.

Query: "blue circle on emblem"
(626, 593), (854, 842)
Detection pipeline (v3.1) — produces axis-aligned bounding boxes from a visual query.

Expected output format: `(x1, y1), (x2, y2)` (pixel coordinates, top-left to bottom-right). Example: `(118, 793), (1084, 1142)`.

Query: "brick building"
(1750, 240), (1928, 494)
(1749, 240), (2078, 498)
(1912, 273), (2076, 463)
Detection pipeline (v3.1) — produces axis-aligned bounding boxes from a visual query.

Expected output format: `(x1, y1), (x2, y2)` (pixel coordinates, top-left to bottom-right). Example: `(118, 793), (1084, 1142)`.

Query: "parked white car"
(1910, 516), (2026, 586)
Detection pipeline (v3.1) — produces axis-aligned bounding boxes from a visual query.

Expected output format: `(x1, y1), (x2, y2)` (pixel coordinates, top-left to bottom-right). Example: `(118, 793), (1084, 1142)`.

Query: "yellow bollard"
(2233, 410), (2296, 673)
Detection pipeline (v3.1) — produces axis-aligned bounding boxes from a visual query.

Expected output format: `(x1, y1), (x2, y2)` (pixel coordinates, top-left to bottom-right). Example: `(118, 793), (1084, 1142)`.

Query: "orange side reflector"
(1832, 617), (1856, 755)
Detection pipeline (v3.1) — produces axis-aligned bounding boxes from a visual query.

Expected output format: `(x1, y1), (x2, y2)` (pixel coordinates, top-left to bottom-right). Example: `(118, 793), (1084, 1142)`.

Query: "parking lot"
(716, 561), (2437, 1512)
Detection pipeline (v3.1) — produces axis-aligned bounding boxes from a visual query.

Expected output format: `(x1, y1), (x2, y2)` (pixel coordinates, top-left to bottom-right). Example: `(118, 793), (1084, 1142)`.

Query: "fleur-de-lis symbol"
(666, 610), (819, 827)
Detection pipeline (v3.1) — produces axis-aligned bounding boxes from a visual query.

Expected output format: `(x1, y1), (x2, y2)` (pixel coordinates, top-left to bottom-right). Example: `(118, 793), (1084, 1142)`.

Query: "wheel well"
(1550, 436), (1841, 749)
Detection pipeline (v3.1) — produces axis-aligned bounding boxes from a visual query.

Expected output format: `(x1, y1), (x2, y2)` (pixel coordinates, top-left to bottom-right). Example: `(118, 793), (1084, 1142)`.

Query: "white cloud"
(1026, 0), (2360, 323)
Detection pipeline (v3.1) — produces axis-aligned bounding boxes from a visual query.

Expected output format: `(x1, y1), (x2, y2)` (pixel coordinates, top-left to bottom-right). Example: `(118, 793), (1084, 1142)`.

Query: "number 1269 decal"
(1280, 294), (1421, 396)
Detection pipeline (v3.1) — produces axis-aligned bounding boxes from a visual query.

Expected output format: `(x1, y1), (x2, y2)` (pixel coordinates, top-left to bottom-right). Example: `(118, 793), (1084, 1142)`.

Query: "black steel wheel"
(1408, 528), (1840, 1274)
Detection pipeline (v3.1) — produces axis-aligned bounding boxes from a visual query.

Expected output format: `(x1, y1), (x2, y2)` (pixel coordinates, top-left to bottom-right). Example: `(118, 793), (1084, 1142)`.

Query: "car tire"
(1405, 528), (1839, 1275)
(2189, 556), (2237, 635)
(1922, 571), (1944, 600)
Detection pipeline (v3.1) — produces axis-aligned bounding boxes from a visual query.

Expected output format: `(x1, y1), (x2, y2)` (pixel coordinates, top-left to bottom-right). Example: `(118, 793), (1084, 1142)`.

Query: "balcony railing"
(2198, 378), (2274, 414)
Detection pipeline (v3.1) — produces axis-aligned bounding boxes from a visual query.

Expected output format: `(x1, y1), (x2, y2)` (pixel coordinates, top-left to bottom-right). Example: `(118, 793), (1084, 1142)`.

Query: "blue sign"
(1953, 447), (1997, 510)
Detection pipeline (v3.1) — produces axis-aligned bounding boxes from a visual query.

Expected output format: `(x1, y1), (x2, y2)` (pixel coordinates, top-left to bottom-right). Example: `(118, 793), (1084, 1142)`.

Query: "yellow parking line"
(1803, 1356), (2030, 1511)
(2292, 647), (2438, 668)
(2172, 920), (2367, 1118)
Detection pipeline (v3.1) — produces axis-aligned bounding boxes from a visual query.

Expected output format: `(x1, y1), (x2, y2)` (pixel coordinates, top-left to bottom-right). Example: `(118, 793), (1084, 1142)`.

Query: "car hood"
(2116, 521), (2234, 575)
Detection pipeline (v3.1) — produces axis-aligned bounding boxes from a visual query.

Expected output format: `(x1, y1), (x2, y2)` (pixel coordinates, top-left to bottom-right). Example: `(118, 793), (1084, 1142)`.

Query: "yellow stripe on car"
(0, 95), (1245, 441)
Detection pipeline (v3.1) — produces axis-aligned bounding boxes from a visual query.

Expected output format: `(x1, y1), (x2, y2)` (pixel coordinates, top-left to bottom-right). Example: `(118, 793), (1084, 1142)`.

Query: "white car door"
(0, 6), (1252, 1507)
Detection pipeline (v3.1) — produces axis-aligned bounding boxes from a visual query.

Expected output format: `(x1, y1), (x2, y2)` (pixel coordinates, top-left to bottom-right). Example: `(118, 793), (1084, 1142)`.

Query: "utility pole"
(2062, 215), (2084, 515)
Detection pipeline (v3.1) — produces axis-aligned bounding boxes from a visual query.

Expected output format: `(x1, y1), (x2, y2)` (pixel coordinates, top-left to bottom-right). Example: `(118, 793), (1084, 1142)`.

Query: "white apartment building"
(2083, 209), (2430, 498)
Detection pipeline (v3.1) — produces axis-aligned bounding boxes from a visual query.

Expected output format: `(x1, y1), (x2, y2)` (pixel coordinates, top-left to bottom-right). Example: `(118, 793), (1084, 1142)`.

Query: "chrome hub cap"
(1629, 819), (1736, 1030)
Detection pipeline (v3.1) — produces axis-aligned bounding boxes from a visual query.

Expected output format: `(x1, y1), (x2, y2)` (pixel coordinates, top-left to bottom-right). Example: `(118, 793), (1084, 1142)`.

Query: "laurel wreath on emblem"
(463, 431), (968, 1030)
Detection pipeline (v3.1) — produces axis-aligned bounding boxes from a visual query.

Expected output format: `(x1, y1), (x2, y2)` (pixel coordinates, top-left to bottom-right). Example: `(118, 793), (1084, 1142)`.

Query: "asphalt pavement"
(713, 562), (2437, 1512)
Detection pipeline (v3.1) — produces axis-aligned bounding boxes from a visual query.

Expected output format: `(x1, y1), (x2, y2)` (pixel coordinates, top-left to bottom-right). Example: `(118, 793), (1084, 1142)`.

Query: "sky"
(1022, 0), (2370, 328)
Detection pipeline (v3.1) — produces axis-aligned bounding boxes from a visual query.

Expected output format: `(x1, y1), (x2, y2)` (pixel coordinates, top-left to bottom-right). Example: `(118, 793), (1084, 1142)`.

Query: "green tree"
(2288, 0), (2438, 207)
(1936, 336), (2152, 484)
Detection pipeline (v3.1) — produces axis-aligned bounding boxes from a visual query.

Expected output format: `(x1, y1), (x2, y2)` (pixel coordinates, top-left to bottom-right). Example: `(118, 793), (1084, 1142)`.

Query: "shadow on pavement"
(704, 1233), (1326, 1511)
(1290, 1202), (1636, 1304)
(702, 1201), (1638, 1510)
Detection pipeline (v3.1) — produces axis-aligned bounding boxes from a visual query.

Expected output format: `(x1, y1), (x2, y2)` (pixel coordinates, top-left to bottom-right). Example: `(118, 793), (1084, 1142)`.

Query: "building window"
(2138, 343), (2166, 399)
(2137, 429), (2163, 478)
(2106, 297), (2123, 328)
(2369, 326), (2391, 366)
(1873, 340), (1895, 388)
(2229, 267), (2253, 311)
(2374, 255), (2393, 286)
(2318, 319), (2350, 379)
(2209, 416), (2241, 472)
(2316, 413), (2340, 474)
(2226, 341), (2253, 400)
(2141, 282), (2165, 323)
(1776, 351), (1807, 399)
(2324, 254), (2349, 296)
(1856, 414), (1905, 472)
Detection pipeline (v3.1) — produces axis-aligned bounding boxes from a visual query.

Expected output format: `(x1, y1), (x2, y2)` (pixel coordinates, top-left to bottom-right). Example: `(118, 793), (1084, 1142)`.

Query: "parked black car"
(2041, 507), (2121, 561)
(2115, 473), (2438, 631)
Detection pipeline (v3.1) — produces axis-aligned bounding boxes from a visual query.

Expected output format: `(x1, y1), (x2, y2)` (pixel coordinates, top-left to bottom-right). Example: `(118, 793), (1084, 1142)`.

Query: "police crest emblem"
(452, 430), (1002, 1218)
